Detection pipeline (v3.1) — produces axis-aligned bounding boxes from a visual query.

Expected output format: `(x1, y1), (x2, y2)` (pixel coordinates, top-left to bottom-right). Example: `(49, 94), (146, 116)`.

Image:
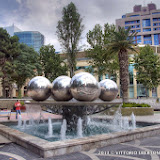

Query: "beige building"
(60, 46), (160, 99)
(1, 46), (160, 99)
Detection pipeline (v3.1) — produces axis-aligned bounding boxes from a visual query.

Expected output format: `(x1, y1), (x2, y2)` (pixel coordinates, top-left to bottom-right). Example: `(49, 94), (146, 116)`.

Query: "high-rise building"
(116, 3), (160, 99)
(3, 24), (44, 52)
(14, 31), (44, 52)
(116, 3), (160, 45)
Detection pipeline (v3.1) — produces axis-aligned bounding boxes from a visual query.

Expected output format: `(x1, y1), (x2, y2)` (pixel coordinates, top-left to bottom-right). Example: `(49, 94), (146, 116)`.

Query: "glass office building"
(14, 31), (44, 52)
(3, 25), (44, 52)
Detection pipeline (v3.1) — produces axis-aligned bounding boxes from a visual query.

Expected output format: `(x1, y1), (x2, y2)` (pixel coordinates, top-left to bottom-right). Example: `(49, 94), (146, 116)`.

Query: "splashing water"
(47, 118), (53, 137)
(77, 117), (83, 138)
(131, 112), (136, 129)
(17, 115), (22, 128)
(60, 119), (67, 140)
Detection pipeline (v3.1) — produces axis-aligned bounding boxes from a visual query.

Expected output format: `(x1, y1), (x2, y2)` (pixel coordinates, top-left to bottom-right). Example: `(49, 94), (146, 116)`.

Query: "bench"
(0, 108), (11, 120)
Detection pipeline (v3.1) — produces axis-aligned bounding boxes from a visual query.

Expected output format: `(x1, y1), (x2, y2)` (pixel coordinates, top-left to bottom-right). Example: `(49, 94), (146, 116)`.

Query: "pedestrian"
(14, 100), (21, 119)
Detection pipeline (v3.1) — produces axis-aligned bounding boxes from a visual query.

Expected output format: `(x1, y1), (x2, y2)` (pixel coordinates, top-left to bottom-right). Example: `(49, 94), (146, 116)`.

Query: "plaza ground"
(0, 111), (160, 160)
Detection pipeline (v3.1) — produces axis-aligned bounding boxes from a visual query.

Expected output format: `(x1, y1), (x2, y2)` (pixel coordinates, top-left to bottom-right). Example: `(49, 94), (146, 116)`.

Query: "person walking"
(14, 100), (21, 119)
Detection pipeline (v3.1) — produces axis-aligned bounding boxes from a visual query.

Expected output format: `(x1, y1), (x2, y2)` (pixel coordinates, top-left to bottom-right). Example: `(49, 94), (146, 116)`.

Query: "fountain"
(60, 119), (67, 140)
(46, 118), (53, 138)
(1, 72), (159, 158)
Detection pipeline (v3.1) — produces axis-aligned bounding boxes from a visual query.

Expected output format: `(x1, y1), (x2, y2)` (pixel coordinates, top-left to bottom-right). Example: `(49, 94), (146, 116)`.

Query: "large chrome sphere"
(51, 76), (72, 101)
(27, 76), (52, 101)
(99, 79), (118, 101)
(70, 72), (101, 101)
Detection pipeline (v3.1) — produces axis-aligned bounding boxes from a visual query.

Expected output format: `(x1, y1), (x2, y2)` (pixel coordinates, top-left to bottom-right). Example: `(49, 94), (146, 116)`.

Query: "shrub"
(122, 103), (151, 108)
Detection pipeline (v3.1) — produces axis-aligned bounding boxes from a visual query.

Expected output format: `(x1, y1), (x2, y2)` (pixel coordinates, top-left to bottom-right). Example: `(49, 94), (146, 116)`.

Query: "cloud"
(0, 0), (160, 52)
(16, 0), (22, 4)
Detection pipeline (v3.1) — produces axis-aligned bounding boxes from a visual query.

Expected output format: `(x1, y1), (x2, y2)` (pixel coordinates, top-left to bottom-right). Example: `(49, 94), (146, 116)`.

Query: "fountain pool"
(3, 113), (139, 142)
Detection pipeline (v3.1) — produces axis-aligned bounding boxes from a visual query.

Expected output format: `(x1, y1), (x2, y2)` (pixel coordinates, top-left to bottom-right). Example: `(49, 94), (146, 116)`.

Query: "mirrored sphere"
(70, 72), (101, 101)
(99, 79), (118, 101)
(51, 76), (72, 101)
(27, 76), (52, 101)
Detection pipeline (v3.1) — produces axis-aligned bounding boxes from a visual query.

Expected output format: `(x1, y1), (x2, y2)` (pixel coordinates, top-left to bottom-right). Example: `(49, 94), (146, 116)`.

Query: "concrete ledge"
(0, 123), (160, 158)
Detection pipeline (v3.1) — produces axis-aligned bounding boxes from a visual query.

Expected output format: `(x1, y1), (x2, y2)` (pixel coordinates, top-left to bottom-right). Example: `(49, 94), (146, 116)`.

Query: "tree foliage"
(109, 26), (137, 102)
(0, 28), (20, 97)
(134, 45), (160, 90)
(86, 23), (119, 79)
(12, 43), (42, 97)
(56, 2), (84, 77)
(40, 45), (68, 81)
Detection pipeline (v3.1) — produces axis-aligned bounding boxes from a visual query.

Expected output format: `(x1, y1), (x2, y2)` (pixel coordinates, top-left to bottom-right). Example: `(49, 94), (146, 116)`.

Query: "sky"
(0, 0), (160, 52)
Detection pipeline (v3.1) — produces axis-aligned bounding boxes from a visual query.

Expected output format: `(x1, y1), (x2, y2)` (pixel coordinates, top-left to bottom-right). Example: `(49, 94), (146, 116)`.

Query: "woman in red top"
(14, 100), (21, 119)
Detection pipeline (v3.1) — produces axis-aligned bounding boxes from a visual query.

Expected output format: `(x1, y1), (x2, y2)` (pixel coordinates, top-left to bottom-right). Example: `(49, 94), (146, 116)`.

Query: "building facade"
(60, 46), (160, 99)
(116, 3), (160, 98)
(116, 3), (160, 45)
(3, 24), (44, 52)
(14, 31), (44, 52)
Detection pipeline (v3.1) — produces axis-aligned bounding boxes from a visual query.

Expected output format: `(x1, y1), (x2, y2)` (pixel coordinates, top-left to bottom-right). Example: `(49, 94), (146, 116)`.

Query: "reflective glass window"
(142, 19), (151, 27)
(154, 34), (160, 45)
(143, 28), (151, 32)
(144, 35), (152, 45)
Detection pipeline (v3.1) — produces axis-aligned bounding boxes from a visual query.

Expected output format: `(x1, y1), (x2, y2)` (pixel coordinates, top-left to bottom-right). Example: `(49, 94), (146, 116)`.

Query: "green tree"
(86, 23), (119, 79)
(0, 28), (20, 97)
(56, 2), (84, 77)
(134, 45), (160, 91)
(40, 45), (68, 81)
(12, 44), (42, 98)
(109, 26), (137, 102)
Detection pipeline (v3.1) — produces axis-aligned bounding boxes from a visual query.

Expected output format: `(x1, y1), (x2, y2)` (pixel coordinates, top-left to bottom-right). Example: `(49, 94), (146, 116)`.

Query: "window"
(143, 28), (151, 32)
(129, 64), (134, 84)
(125, 20), (140, 25)
(142, 19), (151, 27)
(133, 35), (141, 44)
(125, 26), (129, 29)
(130, 15), (140, 17)
(152, 12), (160, 15)
(153, 28), (160, 31)
(136, 29), (141, 32)
(154, 34), (160, 45)
(153, 18), (160, 21)
(144, 35), (152, 45)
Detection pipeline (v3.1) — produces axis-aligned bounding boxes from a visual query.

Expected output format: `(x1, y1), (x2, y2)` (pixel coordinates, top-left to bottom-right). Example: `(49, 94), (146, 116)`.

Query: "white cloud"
(16, 0), (22, 4)
(1, 0), (160, 52)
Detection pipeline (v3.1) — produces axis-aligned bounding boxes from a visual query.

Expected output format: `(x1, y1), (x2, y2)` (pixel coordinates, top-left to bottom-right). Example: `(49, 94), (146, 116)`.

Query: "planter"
(103, 107), (154, 116)
(121, 107), (154, 116)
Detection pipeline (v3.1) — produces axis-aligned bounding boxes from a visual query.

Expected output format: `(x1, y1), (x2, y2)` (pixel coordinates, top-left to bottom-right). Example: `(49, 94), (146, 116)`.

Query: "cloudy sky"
(0, 0), (160, 52)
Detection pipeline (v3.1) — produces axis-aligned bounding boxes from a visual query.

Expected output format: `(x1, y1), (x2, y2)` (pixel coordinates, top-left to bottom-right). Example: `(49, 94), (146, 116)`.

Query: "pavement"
(0, 112), (160, 160)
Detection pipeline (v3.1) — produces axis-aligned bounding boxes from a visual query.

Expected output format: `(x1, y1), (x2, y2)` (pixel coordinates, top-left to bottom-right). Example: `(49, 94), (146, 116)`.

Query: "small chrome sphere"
(70, 72), (101, 101)
(27, 76), (52, 101)
(51, 76), (72, 101)
(99, 79), (118, 101)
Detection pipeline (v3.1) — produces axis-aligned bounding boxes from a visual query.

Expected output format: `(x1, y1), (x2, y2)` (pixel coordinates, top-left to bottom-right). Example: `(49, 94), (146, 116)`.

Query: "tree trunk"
(9, 85), (13, 98)
(18, 85), (22, 98)
(2, 84), (6, 98)
(70, 65), (75, 78)
(118, 49), (129, 103)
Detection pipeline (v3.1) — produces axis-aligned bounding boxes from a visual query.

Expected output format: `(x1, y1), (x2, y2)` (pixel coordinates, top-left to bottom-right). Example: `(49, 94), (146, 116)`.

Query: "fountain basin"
(0, 122), (160, 158)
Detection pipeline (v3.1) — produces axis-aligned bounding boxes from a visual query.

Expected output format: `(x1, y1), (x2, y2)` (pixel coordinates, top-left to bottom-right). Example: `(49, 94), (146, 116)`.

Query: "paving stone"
(0, 135), (12, 144)
(0, 143), (40, 160)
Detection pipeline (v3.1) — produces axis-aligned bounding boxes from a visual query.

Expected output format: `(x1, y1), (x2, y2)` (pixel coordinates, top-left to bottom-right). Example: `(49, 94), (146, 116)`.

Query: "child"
(14, 100), (21, 119)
